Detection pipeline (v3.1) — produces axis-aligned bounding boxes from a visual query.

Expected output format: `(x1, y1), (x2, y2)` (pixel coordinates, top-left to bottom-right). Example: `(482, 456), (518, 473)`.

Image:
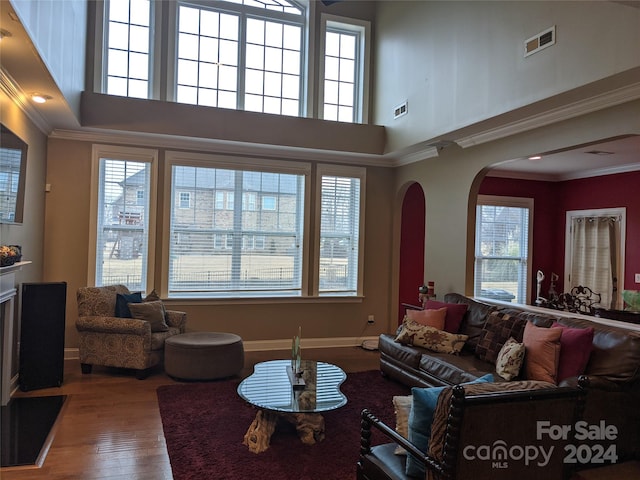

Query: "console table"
(593, 307), (640, 325)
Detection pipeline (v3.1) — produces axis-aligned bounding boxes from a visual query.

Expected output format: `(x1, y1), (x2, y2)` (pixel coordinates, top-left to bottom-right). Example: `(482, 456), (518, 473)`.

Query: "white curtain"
(570, 216), (618, 308)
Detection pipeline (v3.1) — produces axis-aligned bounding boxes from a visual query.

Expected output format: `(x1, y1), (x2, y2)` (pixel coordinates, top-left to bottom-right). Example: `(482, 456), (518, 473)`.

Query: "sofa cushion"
(555, 317), (640, 383)
(395, 320), (468, 354)
(406, 374), (493, 477)
(379, 334), (423, 370)
(424, 300), (468, 333)
(495, 337), (525, 380)
(418, 352), (503, 386)
(443, 293), (497, 350)
(475, 311), (527, 364)
(405, 307), (446, 329)
(552, 322), (594, 382)
(523, 321), (562, 383)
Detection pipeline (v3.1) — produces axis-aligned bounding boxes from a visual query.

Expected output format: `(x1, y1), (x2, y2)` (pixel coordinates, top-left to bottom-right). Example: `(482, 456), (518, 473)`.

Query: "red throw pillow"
(424, 300), (468, 333)
(552, 322), (595, 382)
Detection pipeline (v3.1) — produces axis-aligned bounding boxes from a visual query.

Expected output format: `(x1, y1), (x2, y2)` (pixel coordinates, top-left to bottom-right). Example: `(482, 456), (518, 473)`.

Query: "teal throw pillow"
(115, 292), (142, 318)
(405, 374), (494, 477)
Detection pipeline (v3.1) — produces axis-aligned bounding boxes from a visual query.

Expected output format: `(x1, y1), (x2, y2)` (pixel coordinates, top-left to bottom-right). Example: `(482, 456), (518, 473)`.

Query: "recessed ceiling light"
(528, 155), (542, 160)
(31, 93), (52, 104)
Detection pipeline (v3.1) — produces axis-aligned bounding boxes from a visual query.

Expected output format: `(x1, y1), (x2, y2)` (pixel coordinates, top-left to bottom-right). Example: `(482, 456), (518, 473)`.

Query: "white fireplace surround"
(0, 261), (30, 406)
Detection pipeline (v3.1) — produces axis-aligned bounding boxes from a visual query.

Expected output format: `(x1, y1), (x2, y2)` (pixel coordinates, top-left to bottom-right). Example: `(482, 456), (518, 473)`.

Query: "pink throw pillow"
(424, 300), (468, 333)
(406, 307), (447, 330)
(523, 322), (562, 384)
(552, 322), (594, 382)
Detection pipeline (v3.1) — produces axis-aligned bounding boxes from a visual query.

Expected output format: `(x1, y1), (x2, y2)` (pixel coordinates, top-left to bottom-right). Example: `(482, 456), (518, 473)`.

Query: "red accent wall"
(479, 170), (640, 301)
(398, 183), (425, 323)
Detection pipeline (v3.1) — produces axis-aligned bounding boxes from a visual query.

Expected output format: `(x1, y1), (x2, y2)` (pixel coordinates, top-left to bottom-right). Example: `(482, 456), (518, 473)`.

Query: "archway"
(397, 182), (425, 324)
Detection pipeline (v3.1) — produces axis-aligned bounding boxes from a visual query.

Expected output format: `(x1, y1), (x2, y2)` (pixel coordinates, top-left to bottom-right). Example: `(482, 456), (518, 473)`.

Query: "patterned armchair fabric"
(76, 285), (187, 379)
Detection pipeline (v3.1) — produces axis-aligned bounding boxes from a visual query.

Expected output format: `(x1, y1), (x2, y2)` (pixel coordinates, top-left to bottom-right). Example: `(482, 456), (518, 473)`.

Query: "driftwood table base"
(242, 409), (325, 453)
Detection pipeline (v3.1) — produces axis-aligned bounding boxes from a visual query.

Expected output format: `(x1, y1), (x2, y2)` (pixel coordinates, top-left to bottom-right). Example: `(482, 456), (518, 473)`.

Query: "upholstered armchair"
(358, 379), (588, 480)
(76, 285), (187, 379)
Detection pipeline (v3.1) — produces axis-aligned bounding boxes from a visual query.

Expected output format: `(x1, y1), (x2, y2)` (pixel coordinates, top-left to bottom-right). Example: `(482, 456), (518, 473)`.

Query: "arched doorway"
(397, 182), (425, 324)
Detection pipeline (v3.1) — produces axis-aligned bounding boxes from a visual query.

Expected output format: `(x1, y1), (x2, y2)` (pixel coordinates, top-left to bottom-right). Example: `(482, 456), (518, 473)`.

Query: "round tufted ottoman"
(164, 332), (244, 380)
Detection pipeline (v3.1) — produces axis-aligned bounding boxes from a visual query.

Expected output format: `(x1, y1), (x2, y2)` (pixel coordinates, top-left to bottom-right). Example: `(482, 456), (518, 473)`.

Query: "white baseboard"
(63, 335), (379, 360)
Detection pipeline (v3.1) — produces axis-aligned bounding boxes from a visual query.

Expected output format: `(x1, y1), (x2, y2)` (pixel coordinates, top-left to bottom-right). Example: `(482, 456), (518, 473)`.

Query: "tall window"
(104, 0), (152, 98)
(475, 196), (533, 304)
(167, 162), (306, 297)
(320, 16), (370, 123)
(317, 166), (365, 296)
(175, 1), (303, 114)
(92, 146), (157, 292)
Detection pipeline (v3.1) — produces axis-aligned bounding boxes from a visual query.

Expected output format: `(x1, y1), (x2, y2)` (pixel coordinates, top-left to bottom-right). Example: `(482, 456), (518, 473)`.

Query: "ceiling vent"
(525, 26), (556, 57)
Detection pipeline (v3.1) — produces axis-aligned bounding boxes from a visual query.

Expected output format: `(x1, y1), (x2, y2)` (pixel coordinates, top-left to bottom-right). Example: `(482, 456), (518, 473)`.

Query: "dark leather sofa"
(379, 293), (640, 462)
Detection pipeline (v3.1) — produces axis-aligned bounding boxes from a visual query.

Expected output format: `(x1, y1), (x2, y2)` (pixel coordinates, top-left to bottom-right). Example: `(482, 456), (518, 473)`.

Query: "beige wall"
(374, 1), (640, 152)
(44, 137), (396, 349)
(1, 89), (47, 378)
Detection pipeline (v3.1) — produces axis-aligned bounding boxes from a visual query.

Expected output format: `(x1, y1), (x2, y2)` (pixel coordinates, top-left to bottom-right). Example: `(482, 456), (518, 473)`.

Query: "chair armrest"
(76, 316), (150, 336)
(166, 310), (187, 332)
(359, 409), (445, 477)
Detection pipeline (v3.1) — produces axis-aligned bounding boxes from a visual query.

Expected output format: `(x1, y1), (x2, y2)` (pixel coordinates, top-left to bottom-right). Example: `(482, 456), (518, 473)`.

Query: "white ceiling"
(487, 135), (640, 181)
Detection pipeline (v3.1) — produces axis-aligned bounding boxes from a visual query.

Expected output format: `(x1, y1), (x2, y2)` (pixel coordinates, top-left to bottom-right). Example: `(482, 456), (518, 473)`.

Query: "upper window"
(104, 0), (152, 98)
(97, 1), (371, 122)
(319, 15), (370, 123)
(90, 145), (158, 292)
(474, 196), (533, 304)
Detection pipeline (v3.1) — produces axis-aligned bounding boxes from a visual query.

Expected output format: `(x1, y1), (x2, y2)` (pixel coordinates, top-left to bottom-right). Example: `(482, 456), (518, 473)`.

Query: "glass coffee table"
(237, 359), (347, 453)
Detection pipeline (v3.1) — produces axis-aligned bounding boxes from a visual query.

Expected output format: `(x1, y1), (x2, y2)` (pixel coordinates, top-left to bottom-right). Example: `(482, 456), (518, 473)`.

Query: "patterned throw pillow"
(475, 311), (527, 365)
(395, 319), (468, 354)
(392, 395), (412, 455)
(495, 337), (525, 380)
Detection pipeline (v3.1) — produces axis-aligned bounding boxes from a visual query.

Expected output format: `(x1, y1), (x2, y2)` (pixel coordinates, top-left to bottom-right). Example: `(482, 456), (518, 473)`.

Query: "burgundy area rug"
(157, 370), (410, 480)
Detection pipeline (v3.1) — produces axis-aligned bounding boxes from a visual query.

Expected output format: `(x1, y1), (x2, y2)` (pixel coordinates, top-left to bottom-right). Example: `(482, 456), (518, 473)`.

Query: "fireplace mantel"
(1, 261), (31, 406)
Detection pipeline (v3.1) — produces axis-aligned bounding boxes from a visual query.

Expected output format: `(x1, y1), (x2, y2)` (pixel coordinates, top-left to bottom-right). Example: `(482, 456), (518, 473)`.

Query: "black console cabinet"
(19, 282), (67, 391)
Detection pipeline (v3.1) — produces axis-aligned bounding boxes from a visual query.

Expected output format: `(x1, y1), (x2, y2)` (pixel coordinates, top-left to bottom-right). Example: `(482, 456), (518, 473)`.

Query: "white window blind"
(168, 165), (305, 297)
(475, 197), (532, 304)
(318, 174), (361, 296)
(95, 159), (151, 291)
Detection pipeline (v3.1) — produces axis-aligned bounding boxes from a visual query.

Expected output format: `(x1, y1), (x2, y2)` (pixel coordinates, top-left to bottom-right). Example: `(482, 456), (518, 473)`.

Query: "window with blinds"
(475, 196), (533, 304)
(318, 168), (364, 296)
(95, 158), (152, 291)
(168, 165), (305, 297)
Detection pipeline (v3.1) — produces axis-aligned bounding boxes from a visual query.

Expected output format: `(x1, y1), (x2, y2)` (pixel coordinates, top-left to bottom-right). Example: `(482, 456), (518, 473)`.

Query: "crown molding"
(0, 67), (52, 134)
(455, 82), (640, 149)
(488, 160), (640, 182)
(49, 127), (393, 167)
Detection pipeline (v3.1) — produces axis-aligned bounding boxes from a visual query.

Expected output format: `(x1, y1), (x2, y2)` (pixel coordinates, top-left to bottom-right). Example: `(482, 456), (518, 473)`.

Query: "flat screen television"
(0, 124), (28, 224)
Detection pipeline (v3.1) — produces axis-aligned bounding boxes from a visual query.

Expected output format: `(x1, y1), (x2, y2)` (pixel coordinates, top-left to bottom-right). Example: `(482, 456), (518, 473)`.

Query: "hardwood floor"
(1, 347), (380, 480)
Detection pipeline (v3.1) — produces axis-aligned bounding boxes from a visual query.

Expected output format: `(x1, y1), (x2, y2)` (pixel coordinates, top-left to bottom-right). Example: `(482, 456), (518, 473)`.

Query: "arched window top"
(222, 0), (305, 15)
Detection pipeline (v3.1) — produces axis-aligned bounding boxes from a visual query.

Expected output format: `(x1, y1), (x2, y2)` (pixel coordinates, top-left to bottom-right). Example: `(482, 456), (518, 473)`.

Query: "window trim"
(88, 144), (158, 289)
(475, 195), (533, 304)
(314, 164), (366, 297)
(161, 150), (312, 298)
(318, 13), (371, 124)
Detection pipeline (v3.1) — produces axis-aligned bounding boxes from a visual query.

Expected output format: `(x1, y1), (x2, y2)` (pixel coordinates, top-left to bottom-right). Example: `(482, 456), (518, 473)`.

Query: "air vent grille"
(525, 26), (556, 57)
(393, 101), (408, 119)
